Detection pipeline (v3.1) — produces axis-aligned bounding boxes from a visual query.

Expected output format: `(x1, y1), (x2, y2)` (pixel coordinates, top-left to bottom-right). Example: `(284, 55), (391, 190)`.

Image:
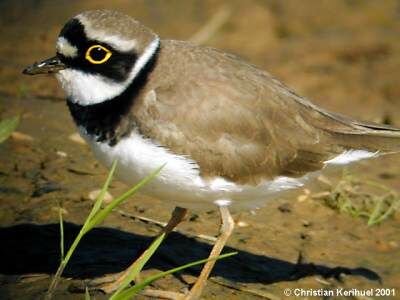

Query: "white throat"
(56, 37), (160, 106)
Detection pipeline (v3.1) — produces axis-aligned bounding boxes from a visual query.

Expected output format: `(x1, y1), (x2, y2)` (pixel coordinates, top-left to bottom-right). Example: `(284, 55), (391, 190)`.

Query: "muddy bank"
(0, 1), (399, 299)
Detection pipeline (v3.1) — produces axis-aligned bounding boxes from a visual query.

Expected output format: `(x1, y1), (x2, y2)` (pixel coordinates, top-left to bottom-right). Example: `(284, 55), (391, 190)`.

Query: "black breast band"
(67, 45), (159, 146)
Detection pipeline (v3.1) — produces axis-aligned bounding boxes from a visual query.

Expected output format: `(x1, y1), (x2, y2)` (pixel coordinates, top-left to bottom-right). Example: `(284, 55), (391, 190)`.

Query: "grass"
(111, 252), (236, 300)
(16, 83), (31, 98)
(58, 207), (64, 262)
(49, 161), (236, 300)
(320, 170), (400, 225)
(0, 115), (19, 143)
(46, 160), (161, 299)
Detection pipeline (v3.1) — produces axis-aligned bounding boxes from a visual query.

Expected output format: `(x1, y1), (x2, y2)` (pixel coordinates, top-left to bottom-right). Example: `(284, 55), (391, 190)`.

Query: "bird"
(23, 9), (400, 299)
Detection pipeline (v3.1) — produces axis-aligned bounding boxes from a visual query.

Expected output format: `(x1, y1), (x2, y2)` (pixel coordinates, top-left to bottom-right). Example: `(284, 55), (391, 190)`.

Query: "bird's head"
(23, 10), (159, 106)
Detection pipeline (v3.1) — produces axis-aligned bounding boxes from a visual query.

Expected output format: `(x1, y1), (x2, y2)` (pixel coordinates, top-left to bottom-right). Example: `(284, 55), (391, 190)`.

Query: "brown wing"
(132, 40), (400, 185)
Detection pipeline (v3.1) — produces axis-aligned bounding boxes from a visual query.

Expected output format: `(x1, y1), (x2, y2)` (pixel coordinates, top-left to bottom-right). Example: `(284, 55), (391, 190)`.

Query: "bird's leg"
(183, 205), (234, 300)
(87, 205), (233, 300)
(92, 206), (187, 294)
(134, 206), (234, 300)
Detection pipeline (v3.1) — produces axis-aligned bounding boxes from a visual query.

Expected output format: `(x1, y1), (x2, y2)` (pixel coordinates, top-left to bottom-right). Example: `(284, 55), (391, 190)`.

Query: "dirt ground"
(0, 0), (399, 299)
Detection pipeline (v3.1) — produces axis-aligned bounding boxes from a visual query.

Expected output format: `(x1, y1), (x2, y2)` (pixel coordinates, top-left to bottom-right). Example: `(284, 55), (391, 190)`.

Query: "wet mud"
(0, 1), (399, 299)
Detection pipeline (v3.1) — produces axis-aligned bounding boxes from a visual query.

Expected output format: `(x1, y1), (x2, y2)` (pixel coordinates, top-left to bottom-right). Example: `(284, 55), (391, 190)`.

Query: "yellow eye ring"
(85, 45), (112, 64)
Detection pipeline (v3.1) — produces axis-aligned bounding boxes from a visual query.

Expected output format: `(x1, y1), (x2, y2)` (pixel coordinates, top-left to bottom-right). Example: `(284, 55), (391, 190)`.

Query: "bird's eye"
(85, 45), (112, 64)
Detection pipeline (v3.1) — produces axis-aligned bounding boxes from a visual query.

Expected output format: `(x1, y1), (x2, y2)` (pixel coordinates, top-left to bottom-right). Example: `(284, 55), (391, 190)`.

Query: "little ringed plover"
(23, 10), (400, 299)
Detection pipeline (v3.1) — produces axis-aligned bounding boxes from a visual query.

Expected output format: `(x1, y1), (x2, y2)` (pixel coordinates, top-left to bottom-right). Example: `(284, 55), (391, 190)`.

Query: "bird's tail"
(326, 113), (400, 155)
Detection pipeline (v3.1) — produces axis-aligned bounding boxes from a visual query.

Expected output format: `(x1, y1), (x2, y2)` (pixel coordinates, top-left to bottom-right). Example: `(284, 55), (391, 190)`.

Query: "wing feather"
(132, 40), (400, 185)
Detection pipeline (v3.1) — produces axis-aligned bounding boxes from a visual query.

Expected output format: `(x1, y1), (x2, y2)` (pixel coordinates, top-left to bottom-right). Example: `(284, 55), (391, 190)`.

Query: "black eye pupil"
(91, 47), (107, 61)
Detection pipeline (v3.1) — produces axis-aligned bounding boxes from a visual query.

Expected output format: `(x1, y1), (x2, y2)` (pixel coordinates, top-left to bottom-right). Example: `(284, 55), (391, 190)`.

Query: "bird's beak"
(22, 56), (66, 75)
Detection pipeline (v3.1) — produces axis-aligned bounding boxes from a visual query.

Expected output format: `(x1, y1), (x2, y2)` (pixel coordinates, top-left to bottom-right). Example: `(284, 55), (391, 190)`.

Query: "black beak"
(22, 56), (66, 75)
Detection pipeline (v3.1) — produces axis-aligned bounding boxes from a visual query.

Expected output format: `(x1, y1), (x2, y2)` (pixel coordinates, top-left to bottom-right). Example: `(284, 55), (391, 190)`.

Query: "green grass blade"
(86, 160), (118, 224)
(113, 252), (238, 300)
(367, 197), (384, 226)
(61, 162), (121, 262)
(62, 162), (119, 264)
(110, 233), (167, 299)
(46, 165), (162, 299)
(86, 164), (165, 230)
(59, 208), (64, 261)
(369, 197), (398, 225)
(0, 116), (19, 143)
(85, 286), (91, 300)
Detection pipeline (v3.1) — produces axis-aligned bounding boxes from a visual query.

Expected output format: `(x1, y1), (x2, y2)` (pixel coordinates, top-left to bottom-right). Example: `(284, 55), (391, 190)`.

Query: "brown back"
(132, 40), (400, 185)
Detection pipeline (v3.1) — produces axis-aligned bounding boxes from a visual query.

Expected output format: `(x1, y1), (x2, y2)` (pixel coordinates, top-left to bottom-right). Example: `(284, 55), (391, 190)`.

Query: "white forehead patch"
(56, 37), (78, 58)
(77, 15), (137, 52)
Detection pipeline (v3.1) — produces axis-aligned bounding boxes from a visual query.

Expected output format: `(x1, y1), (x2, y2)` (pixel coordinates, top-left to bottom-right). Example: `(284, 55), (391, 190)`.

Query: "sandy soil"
(0, 1), (399, 299)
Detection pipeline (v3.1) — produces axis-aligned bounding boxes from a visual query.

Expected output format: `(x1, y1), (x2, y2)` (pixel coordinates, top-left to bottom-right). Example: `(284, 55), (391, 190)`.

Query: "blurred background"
(0, 1), (399, 299)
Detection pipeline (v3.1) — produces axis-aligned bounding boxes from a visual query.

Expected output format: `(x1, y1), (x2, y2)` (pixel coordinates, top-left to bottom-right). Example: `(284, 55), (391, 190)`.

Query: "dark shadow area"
(0, 222), (380, 284)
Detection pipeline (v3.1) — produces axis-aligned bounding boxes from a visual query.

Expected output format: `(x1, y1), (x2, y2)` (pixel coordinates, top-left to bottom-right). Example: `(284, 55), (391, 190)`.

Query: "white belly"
(79, 128), (307, 211)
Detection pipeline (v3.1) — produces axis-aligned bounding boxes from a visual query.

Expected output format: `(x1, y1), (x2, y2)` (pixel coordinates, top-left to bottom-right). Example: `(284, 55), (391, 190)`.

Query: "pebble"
(11, 131), (34, 142)
(56, 151), (67, 157)
(237, 220), (249, 227)
(375, 240), (392, 252)
(88, 189), (114, 204)
(315, 277), (331, 286)
(69, 132), (86, 145)
(297, 188), (311, 202)
(278, 202), (291, 213)
(297, 194), (308, 202)
(51, 207), (68, 215)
